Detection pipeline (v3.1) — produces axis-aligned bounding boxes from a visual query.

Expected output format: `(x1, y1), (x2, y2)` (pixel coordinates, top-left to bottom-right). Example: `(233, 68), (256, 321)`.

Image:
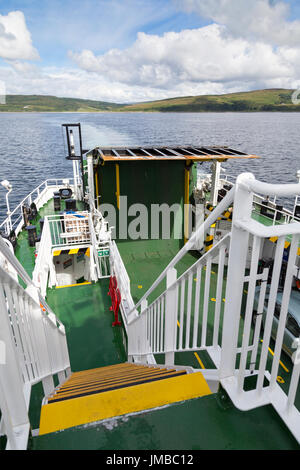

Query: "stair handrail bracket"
(0, 235), (71, 450)
(220, 173), (300, 443)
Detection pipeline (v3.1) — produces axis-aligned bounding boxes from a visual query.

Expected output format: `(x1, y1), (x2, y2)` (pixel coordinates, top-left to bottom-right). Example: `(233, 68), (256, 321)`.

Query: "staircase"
(39, 362), (211, 435)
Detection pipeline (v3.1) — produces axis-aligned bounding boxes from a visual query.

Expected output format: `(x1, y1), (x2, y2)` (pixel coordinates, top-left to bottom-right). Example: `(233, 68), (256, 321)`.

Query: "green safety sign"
(98, 249), (110, 257)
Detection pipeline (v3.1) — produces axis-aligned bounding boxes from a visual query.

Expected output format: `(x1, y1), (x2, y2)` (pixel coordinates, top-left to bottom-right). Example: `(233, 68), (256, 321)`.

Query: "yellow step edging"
(39, 372), (211, 436)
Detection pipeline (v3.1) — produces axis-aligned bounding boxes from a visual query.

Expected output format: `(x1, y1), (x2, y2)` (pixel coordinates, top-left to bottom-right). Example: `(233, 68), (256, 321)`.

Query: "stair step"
(60, 365), (171, 389)
(39, 369), (211, 436)
(48, 370), (187, 403)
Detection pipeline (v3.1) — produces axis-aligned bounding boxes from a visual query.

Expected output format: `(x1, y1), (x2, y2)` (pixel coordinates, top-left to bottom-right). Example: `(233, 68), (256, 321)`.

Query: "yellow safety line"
(115, 163), (120, 210)
(56, 282), (92, 289)
(177, 320), (181, 328)
(69, 248), (79, 255)
(95, 169), (99, 208)
(194, 352), (205, 370)
(260, 340), (289, 373)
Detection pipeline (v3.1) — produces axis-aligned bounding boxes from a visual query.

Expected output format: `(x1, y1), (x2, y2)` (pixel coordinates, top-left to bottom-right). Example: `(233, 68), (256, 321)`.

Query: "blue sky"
(0, 0), (300, 102)
(0, 0), (204, 65)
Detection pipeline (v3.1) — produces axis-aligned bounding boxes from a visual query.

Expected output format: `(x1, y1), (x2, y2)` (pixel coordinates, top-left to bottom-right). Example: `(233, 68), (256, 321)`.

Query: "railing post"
(0, 284), (29, 449)
(219, 173), (255, 380)
(164, 268), (178, 365)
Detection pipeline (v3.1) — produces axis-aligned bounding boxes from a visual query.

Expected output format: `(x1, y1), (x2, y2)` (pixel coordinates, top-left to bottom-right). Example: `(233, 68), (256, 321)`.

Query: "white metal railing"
(128, 234), (230, 365)
(219, 174), (300, 226)
(127, 173), (300, 443)
(47, 211), (90, 247)
(110, 241), (135, 330)
(0, 235), (70, 450)
(0, 178), (75, 237)
(220, 173), (300, 443)
(32, 217), (56, 297)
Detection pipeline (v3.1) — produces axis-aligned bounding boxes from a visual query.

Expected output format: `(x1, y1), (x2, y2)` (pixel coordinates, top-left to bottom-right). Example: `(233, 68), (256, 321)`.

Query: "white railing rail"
(128, 234), (231, 366)
(127, 172), (300, 442)
(220, 173), (300, 443)
(127, 186), (236, 321)
(0, 178), (75, 236)
(110, 241), (135, 330)
(47, 211), (90, 247)
(0, 235), (70, 450)
(32, 217), (55, 297)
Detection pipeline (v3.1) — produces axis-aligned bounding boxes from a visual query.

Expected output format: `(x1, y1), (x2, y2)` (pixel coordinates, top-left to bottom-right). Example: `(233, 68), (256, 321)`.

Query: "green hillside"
(0, 89), (299, 112)
(119, 89), (299, 112)
(0, 95), (124, 112)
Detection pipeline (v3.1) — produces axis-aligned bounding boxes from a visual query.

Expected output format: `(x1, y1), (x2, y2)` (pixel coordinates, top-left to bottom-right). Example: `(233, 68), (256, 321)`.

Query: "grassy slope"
(120, 89), (299, 112)
(0, 89), (299, 112)
(0, 95), (124, 112)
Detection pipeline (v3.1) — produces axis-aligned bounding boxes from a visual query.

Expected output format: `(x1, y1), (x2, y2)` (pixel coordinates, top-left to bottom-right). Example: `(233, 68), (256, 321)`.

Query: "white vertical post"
(219, 173), (255, 380)
(0, 285), (29, 447)
(210, 161), (222, 207)
(87, 153), (95, 211)
(164, 268), (177, 365)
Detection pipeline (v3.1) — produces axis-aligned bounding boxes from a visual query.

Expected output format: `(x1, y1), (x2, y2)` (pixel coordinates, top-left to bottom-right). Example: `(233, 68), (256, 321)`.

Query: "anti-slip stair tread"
(70, 363), (137, 377)
(48, 369), (186, 400)
(55, 368), (177, 394)
(48, 371), (187, 403)
(49, 370), (184, 400)
(63, 366), (168, 385)
(64, 365), (154, 385)
(55, 369), (174, 393)
(39, 372), (212, 436)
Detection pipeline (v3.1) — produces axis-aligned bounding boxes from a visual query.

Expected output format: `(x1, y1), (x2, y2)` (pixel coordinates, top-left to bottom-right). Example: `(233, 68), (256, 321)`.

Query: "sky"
(0, 0), (300, 103)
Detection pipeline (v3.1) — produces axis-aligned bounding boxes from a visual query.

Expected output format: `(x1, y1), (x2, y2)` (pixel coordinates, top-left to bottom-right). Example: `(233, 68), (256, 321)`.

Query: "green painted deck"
(12, 196), (300, 450)
(47, 282), (127, 372)
(117, 238), (198, 304)
(31, 391), (299, 450)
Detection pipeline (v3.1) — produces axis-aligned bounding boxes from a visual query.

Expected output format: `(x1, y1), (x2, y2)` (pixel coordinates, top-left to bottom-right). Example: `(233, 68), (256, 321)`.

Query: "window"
(286, 315), (300, 337)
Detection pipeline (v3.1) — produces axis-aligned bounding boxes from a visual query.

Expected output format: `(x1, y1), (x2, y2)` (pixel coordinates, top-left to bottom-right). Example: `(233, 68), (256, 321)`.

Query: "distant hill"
(119, 89), (299, 112)
(0, 95), (124, 112)
(0, 89), (299, 112)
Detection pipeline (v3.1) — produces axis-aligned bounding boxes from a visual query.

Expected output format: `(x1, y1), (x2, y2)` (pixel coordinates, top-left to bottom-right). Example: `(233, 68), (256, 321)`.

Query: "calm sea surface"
(0, 112), (299, 223)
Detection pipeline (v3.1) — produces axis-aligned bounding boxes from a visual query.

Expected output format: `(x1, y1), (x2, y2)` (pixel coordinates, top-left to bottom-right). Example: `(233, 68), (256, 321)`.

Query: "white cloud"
(0, 11), (39, 61)
(2, 3), (300, 103)
(69, 25), (294, 93)
(176, 0), (300, 47)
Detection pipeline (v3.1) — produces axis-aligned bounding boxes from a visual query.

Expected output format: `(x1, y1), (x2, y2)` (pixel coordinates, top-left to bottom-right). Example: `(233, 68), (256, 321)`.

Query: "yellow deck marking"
(115, 163), (120, 210)
(260, 340), (289, 373)
(177, 320), (181, 328)
(194, 352), (205, 370)
(69, 248), (79, 255)
(53, 250), (62, 257)
(56, 282), (92, 289)
(138, 285), (143, 289)
(85, 247), (90, 258)
(211, 298), (216, 302)
(39, 372), (211, 435)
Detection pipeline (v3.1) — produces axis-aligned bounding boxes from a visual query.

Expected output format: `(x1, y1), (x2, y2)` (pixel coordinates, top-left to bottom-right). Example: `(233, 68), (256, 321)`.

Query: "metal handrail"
(127, 185), (236, 318)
